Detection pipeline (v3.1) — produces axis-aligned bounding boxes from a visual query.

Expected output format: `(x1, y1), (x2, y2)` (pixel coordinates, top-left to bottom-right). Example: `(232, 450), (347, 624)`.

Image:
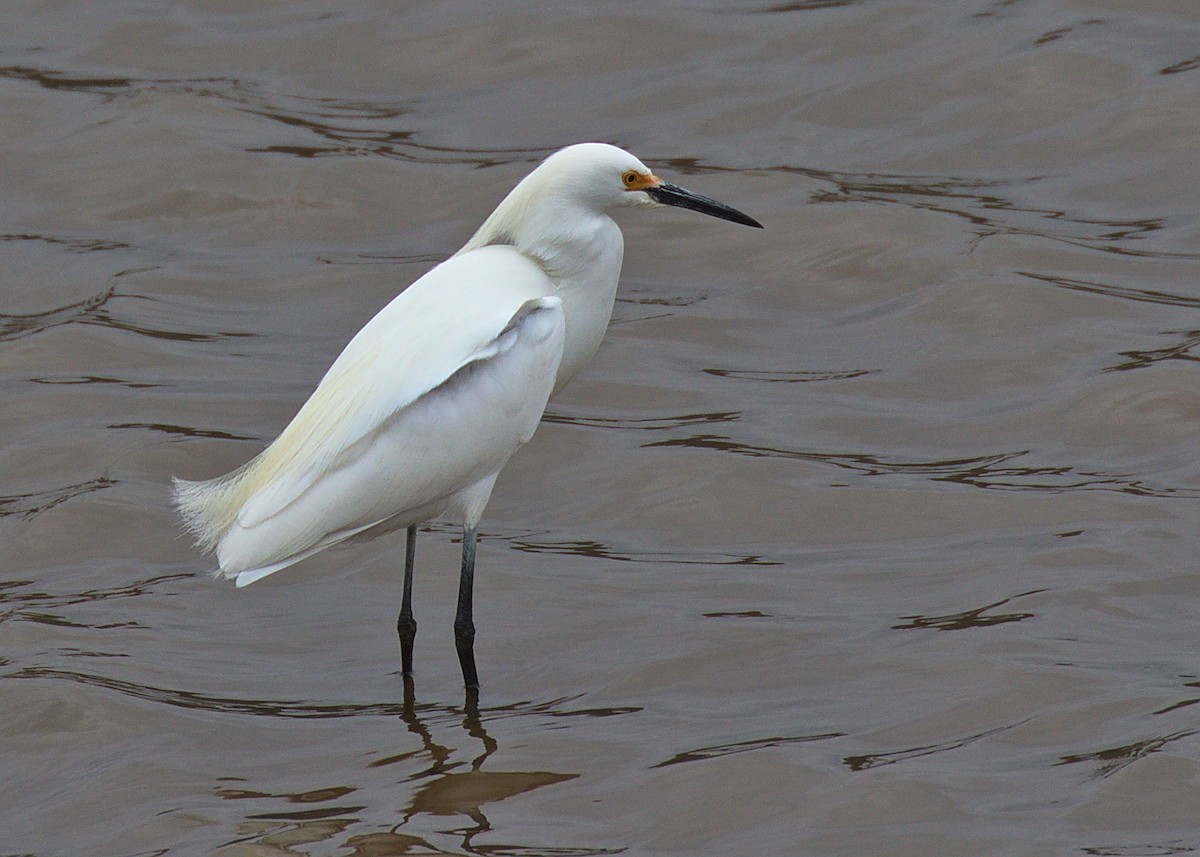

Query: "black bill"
(645, 181), (763, 229)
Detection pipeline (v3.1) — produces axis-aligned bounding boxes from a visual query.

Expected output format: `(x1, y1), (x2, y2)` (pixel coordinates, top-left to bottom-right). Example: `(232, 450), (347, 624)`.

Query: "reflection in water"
(316, 252), (446, 267)
(504, 531), (780, 567)
(0, 572), (188, 639)
(702, 368), (875, 383)
(0, 572), (188, 616)
(844, 719), (1030, 772)
(1, 231), (129, 253)
(800, 167), (1189, 260)
(541, 410), (739, 431)
(701, 610), (772, 618)
(5, 663), (639, 724)
(9, 611), (141, 632)
(1161, 55), (1200, 75)
(646, 434), (1200, 497)
(242, 106), (548, 166)
(652, 731), (843, 769)
(0, 282), (252, 344)
(747, 1), (860, 12)
(891, 590), (1044, 631)
(993, 272), (1200, 369)
(1108, 330), (1200, 374)
(8, 666), (389, 719)
(214, 683), (619, 856)
(663, 155), (1188, 261)
(1083, 837), (1200, 856)
(2, 66), (1189, 270)
(0, 64), (552, 168)
(59, 647), (130, 659)
(6, 9), (1199, 850)
(1152, 681), (1200, 717)
(1, 286), (118, 342)
(1056, 729), (1200, 780)
(7, 666), (417, 719)
(0, 65), (138, 91)
(394, 686), (580, 853)
(0, 476), (117, 520)
(1033, 25), (1076, 46)
(28, 374), (167, 388)
(1019, 271), (1200, 310)
(615, 291), (704, 308)
(1016, 274), (1200, 371)
(107, 422), (257, 441)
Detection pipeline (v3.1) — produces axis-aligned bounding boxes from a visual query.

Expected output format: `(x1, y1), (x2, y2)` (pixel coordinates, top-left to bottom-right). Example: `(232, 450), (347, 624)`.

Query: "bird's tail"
(173, 456), (364, 586)
(172, 460), (257, 564)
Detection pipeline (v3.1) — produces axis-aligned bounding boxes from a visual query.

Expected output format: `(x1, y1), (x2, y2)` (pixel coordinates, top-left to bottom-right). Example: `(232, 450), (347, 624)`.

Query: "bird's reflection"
(382, 678), (580, 855)
(215, 681), (628, 855)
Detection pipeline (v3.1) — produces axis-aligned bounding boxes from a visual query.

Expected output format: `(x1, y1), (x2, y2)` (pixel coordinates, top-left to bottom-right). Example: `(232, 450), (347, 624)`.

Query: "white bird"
(174, 142), (761, 690)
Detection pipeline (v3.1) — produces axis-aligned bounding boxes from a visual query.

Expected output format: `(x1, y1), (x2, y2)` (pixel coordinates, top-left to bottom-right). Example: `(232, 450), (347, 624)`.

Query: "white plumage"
(173, 142), (761, 688)
(175, 246), (562, 586)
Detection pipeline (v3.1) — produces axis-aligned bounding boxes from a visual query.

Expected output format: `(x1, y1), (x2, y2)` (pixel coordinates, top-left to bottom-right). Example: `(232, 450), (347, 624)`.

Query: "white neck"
(457, 178), (625, 393)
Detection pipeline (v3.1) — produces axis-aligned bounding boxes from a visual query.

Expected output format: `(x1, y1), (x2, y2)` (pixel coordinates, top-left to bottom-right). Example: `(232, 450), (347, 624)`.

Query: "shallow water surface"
(3, 1), (1200, 855)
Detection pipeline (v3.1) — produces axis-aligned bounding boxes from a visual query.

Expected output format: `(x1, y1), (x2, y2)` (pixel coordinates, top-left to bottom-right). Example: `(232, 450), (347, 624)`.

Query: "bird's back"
(174, 246), (563, 581)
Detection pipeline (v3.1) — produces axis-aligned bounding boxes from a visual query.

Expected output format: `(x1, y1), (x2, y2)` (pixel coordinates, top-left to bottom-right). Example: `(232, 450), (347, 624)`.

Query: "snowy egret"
(175, 142), (761, 690)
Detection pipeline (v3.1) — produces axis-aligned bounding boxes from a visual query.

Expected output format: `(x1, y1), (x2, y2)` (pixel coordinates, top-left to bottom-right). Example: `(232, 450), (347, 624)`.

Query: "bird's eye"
(622, 170), (640, 187)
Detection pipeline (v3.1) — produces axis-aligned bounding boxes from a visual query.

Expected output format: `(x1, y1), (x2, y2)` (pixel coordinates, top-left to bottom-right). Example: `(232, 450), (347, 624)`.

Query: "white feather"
(173, 142), (758, 591)
(175, 246), (564, 580)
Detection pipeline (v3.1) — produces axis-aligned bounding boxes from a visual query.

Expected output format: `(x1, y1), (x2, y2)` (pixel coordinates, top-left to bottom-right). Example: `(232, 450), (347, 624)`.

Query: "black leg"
(454, 525), (480, 691)
(397, 524), (418, 676)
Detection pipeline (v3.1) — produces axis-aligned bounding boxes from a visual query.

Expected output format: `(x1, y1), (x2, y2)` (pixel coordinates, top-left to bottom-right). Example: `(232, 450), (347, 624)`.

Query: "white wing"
(174, 245), (563, 577)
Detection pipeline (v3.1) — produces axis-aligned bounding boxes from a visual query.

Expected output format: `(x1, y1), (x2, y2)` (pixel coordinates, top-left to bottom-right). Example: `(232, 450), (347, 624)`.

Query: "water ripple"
(1152, 682), (1200, 717)
(503, 532), (781, 567)
(845, 719), (1030, 771)
(3, 667), (640, 723)
(106, 422), (256, 441)
(0, 476), (117, 520)
(315, 251), (445, 267)
(0, 64), (555, 167)
(743, 1), (860, 12)
(27, 374), (167, 389)
(645, 434), (1200, 497)
(799, 167), (1189, 260)
(702, 610), (772, 619)
(1019, 272), (1200, 372)
(1019, 271), (1200, 310)
(1161, 55), (1200, 75)
(652, 731), (843, 768)
(1084, 837), (1200, 856)
(9, 611), (143, 631)
(0, 573), (189, 626)
(0, 283), (252, 344)
(542, 410), (740, 431)
(702, 368), (875, 383)
(0, 65), (139, 92)
(1, 287), (115, 342)
(1056, 729), (1200, 779)
(1108, 330), (1200, 373)
(615, 292), (705, 308)
(660, 158), (1192, 260)
(205, 679), (621, 855)
(1, 231), (130, 253)
(892, 590), (1045, 631)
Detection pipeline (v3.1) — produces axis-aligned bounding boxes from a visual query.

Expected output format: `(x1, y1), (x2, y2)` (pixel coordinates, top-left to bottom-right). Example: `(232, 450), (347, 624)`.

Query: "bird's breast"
(548, 234), (624, 393)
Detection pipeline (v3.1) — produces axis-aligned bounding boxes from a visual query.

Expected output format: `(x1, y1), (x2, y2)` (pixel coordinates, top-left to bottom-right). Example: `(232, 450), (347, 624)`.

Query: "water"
(3, 1), (1200, 854)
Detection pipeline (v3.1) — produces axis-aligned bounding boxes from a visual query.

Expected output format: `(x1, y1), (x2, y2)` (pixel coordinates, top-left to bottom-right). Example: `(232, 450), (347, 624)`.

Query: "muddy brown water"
(4, 2), (1200, 855)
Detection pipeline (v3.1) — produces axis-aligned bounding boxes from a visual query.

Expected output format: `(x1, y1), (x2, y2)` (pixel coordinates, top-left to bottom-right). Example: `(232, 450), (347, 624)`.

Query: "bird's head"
(537, 143), (763, 229)
(458, 143), (761, 258)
